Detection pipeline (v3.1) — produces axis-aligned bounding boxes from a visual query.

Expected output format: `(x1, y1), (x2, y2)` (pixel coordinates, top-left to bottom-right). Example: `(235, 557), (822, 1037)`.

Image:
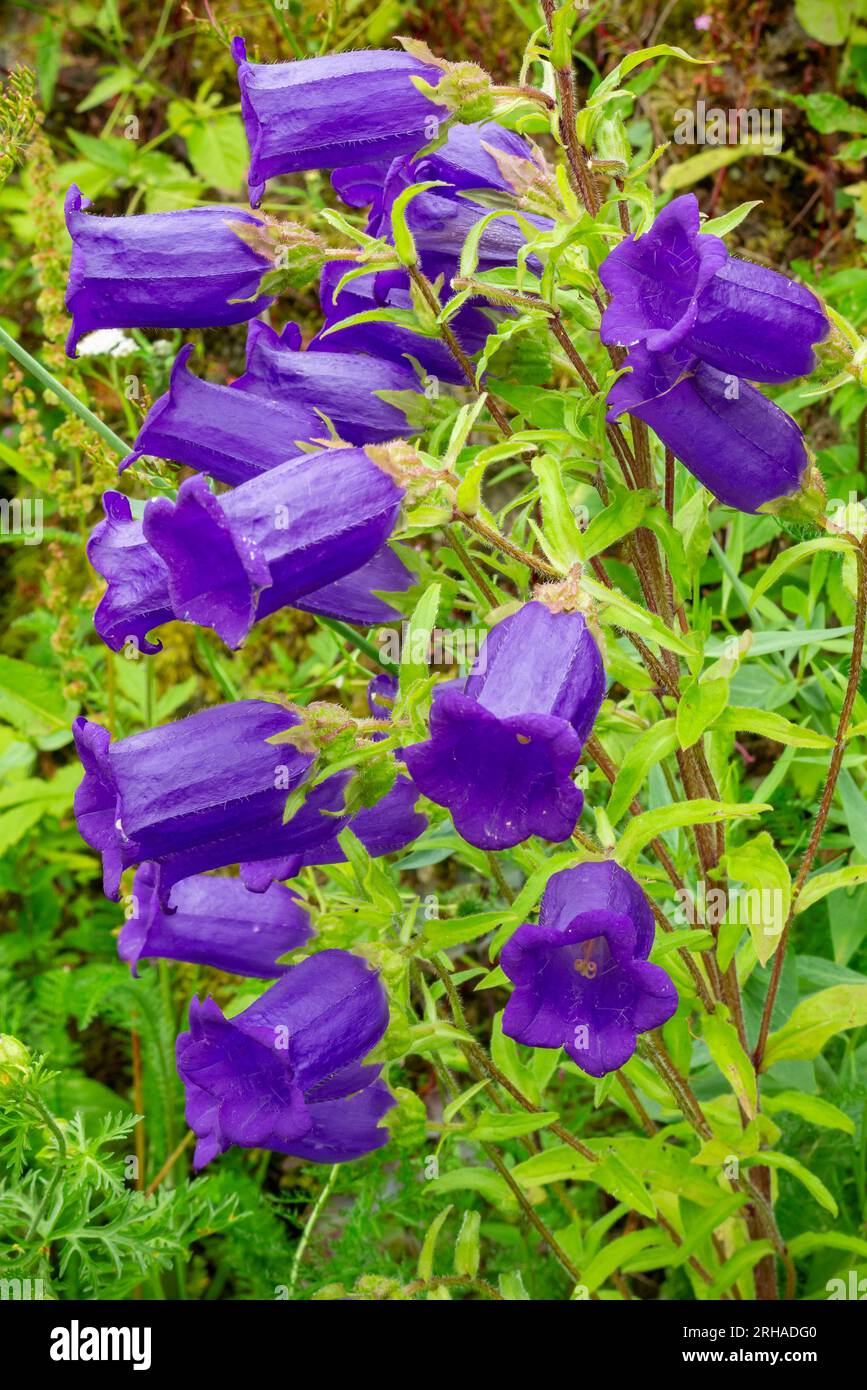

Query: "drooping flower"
(313, 261), (493, 383)
(176, 949), (394, 1167)
(402, 601), (605, 850)
(119, 865), (312, 978)
(64, 187), (273, 358)
(231, 320), (421, 445)
(501, 860), (678, 1077)
(366, 121), (550, 286)
(88, 493), (413, 655)
(73, 702), (425, 901)
(232, 37), (446, 206)
(606, 344), (808, 513)
(599, 193), (827, 383)
(119, 344), (323, 484)
(92, 445), (405, 650)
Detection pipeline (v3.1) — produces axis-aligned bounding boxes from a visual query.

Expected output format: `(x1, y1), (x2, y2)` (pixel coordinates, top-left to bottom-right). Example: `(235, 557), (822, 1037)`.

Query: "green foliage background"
(1, 0), (867, 1302)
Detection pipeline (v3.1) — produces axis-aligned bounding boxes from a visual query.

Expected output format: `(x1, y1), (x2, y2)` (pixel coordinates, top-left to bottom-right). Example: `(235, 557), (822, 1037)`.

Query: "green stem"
(317, 617), (397, 674)
(0, 324), (131, 458)
(288, 1163), (339, 1298)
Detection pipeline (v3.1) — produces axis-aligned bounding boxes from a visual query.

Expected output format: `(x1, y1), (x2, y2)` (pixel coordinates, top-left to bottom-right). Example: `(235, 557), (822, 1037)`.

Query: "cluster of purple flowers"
(65, 39), (829, 1168)
(601, 194), (828, 513)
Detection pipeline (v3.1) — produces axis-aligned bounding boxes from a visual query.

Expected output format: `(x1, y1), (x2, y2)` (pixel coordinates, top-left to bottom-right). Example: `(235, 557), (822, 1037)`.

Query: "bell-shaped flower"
(367, 121), (550, 286)
(119, 865), (312, 978)
(501, 860), (678, 1077)
(176, 949), (394, 1167)
(119, 345), (323, 484)
(314, 261), (493, 384)
(599, 193), (827, 383)
(88, 492), (412, 655)
(91, 444), (405, 650)
(232, 37), (446, 206)
(64, 187), (273, 358)
(606, 344), (808, 513)
(232, 321), (421, 445)
(73, 702), (425, 901)
(402, 600), (605, 850)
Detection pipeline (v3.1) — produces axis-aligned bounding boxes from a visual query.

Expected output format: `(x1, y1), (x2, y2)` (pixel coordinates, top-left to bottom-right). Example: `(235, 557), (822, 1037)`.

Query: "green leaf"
(796, 864), (867, 914)
(466, 1110), (559, 1142)
(700, 200), (763, 237)
(746, 1152), (838, 1216)
(425, 1167), (518, 1212)
(582, 1230), (662, 1293)
(701, 1010), (757, 1118)
(390, 180), (447, 267)
(417, 1205), (453, 1281)
(607, 719), (677, 824)
(530, 455), (584, 569)
(662, 145), (774, 193)
(594, 1151), (656, 1219)
(795, 1), (851, 47)
(400, 581), (441, 685)
(762, 984), (867, 1068)
(582, 488), (649, 560)
(498, 1270), (531, 1300)
(423, 910), (516, 952)
(709, 1241), (775, 1298)
(616, 799), (770, 869)
(725, 832), (791, 967)
(715, 707), (833, 750)
(184, 116), (248, 191)
(0, 655), (78, 749)
(676, 677), (729, 750)
(763, 1091), (854, 1135)
(453, 1210), (481, 1278)
(749, 536), (852, 606)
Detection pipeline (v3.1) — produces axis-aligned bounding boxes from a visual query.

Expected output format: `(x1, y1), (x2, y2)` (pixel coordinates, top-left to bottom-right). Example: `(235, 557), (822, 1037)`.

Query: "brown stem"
(754, 539), (867, 1070)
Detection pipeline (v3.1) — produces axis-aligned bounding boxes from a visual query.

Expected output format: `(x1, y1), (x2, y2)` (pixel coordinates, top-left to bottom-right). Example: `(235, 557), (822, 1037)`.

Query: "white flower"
(75, 328), (139, 358)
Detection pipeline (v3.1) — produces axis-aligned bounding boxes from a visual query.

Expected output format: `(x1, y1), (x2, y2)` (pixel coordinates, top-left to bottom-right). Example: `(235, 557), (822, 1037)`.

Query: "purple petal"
(464, 601), (605, 742)
(177, 995), (310, 1168)
(120, 344), (321, 484)
(88, 492), (172, 655)
(234, 949), (389, 1090)
(295, 544), (413, 626)
(600, 194), (728, 353)
(119, 864), (312, 977)
(402, 689), (585, 850)
(231, 319), (421, 446)
(64, 186), (273, 357)
(685, 255), (829, 383)
(141, 447), (404, 647)
(233, 37), (446, 206)
(606, 345), (808, 512)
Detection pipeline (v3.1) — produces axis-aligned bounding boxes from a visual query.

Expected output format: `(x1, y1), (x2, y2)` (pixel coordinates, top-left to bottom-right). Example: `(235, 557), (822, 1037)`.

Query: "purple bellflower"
(119, 865), (312, 978)
(501, 860), (678, 1077)
(606, 344), (808, 513)
(176, 948), (394, 1167)
(73, 702), (426, 902)
(64, 187), (274, 358)
(232, 37), (446, 206)
(313, 260), (494, 383)
(599, 193), (828, 383)
(88, 492), (412, 655)
(90, 445), (405, 650)
(402, 600), (605, 850)
(366, 121), (550, 286)
(231, 320), (421, 445)
(119, 344), (323, 484)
